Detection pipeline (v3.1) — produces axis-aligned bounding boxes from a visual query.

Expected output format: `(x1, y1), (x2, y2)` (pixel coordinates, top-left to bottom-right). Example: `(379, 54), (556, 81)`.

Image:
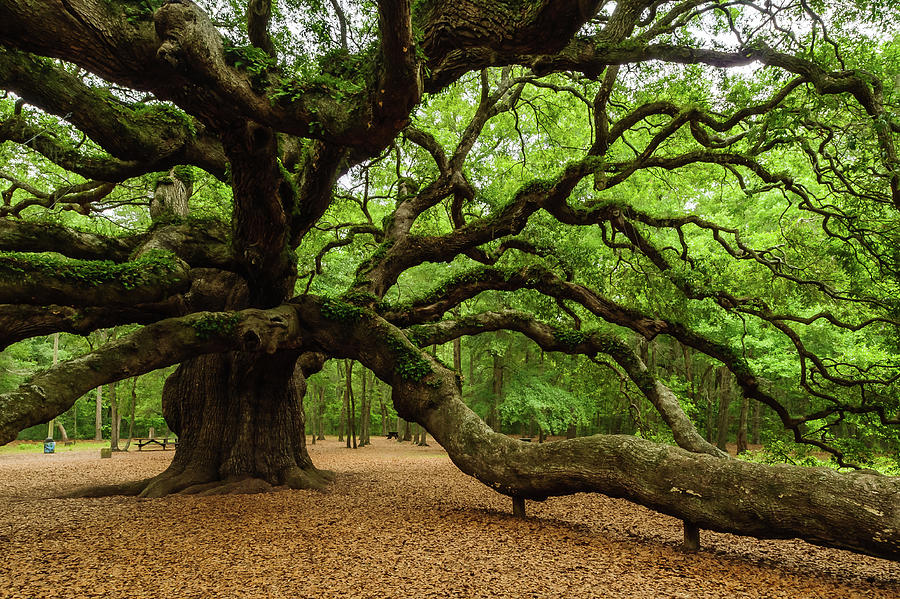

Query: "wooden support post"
(512, 496), (526, 518)
(683, 520), (700, 551)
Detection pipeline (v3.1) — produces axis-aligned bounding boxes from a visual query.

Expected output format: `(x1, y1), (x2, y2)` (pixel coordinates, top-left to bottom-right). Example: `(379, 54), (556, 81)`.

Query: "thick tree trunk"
(137, 350), (330, 497)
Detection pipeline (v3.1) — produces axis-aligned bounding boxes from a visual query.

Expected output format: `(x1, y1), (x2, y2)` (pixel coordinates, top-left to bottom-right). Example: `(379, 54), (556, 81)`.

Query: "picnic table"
(134, 437), (178, 451)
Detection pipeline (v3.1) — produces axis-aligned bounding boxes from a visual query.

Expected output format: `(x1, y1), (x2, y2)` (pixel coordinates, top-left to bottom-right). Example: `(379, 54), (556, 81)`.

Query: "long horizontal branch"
(0, 305), (305, 444)
(0, 251), (190, 306)
(0, 302), (184, 350)
(406, 309), (725, 458)
(0, 219), (137, 260)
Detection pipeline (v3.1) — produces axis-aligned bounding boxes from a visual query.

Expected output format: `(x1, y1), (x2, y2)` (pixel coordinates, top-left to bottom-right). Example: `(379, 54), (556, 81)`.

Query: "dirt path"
(0, 438), (897, 598)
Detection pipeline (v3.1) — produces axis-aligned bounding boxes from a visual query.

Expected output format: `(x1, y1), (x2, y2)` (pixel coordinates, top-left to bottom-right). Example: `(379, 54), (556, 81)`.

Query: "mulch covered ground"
(0, 438), (897, 598)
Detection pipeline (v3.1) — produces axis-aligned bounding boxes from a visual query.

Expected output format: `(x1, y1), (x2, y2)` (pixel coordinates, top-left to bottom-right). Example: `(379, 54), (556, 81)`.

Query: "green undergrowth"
(737, 442), (900, 475)
(0, 440), (114, 455)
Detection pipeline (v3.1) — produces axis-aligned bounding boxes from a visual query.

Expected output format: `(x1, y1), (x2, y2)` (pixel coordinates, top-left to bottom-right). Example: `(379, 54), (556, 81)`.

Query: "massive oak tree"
(1, 0), (899, 560)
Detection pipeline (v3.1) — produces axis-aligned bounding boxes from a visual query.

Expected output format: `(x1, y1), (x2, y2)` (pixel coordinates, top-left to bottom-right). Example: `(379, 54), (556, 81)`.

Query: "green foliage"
(385, 332), (432, 382)
(320, 297), (366, 322)
(223, 41), (277, 88)
(0, 250), (180, 289)
(133, 102), (197, 137)
(191, 313), (241, 340)
(118, 0), (164, 24)
(500, 371), (586, 434)
(552, 327), (587, 349)
(171, 165), (195, 184)
(270, 47), (372, 105)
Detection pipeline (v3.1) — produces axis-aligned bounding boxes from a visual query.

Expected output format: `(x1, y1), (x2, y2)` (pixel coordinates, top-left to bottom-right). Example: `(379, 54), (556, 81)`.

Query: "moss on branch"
(191, 313), (242, 340)
(0, 249), (180, 289)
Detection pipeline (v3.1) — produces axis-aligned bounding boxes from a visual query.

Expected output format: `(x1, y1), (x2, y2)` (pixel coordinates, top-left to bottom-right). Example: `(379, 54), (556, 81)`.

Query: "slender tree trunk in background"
(359, 368), (369, 446)
(378, 384), (388, 436)
(317, 386), (326, 440)
(309, 384), (317, 445)
(700, 366), (714, 443)
(752, 400), (761, 445)
(451, 307), (462, 380)
(412, 423), (420, 444)
(339, 361), (347, 443)
(109, 381), (121, 451)
(418, 427), (428, 447)
(346, 360), (357, 449)
(489, 351), (503, 432)
(736, 394), (750, 454)
(401, 418), (411, 442)
(680, 343), (703, 439)
(468, 343), (475, 392)
(47, 332), (59, 439)
(121, 377), (136, 452)
(55, 422), (69, 444)
(715, 367), (732, 452)
(94, 386), (103, 441)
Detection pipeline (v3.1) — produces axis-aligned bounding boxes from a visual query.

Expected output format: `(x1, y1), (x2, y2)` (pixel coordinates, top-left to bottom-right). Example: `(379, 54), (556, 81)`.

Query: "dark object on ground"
(386, 431), (399, 439)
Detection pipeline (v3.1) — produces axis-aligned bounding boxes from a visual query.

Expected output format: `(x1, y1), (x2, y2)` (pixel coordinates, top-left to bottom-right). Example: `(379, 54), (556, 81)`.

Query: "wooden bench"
(134, 437), (178, 451)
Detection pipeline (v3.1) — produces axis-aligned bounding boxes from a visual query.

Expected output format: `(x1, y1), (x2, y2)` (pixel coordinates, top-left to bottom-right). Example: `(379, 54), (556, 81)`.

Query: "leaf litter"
(0, 438), (897, 598)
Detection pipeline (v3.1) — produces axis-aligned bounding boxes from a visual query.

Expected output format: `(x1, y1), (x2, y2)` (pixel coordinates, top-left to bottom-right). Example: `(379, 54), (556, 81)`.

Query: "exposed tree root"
(178, 477), (274, 496)
(67, 464), (335, 498)
(139, 468), (217, 498)
(282, 465), (334, 491)
(66, 478), (152, 498)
